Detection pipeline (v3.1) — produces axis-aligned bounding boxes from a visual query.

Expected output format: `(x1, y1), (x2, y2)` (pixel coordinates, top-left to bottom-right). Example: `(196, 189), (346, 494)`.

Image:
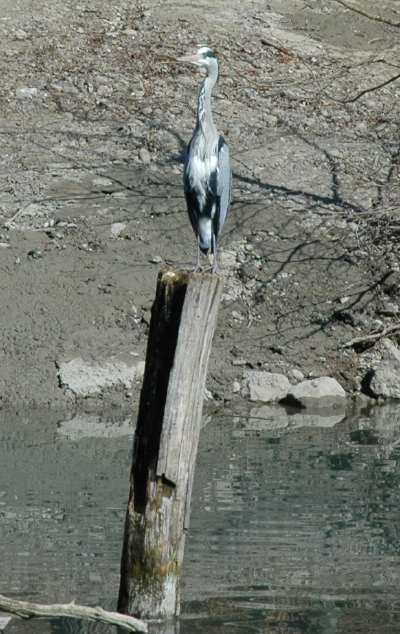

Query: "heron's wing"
(183, 142), (200, 235)
(216, 136), (232, 236)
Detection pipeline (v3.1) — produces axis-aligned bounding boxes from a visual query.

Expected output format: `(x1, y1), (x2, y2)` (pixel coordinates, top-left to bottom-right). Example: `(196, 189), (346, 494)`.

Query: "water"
(1, 404), (400, 634)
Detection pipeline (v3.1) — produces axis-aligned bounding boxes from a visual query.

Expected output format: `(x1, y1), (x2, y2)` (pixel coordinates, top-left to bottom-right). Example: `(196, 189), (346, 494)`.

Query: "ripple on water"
(1, 404), (400, 633)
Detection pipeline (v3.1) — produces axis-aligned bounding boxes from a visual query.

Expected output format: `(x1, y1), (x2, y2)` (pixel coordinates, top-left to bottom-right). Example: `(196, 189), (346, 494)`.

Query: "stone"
(378, 301), (399, 316)
(285, 377), (346, 410)
(381, 338), (400, 364)
(111, 222), (127, 238)
(369, 360), (400, 399)
(244, 370), (290, 402)
(14, 29), (28, 40)
(288, 368), (304, 383)
(0, 613), (12, 631)
(57, 354), (145, 397)
(219, 249), (237, 269)
(138, 147), (151, 163)
(16, 86), (38, 99)
(232, 380), (241, 393)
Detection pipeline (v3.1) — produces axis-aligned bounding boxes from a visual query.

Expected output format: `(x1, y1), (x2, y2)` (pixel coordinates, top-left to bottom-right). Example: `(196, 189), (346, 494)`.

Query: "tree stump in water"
(118, 269), (223, 619)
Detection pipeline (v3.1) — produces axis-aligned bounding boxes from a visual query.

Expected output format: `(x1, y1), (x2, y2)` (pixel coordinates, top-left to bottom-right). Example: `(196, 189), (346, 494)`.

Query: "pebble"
(16, 86), (38, 99)
(27, 249), (42, 259)
(14, 29), (28, 40)
(97, 84), (113, 98)
(139, 147), (151, 164)
(232, 358), (248, 366)
(231, 310), (244, 321)
(111, 222), (127, 238)
(264, 114), (278, 127)
(149, 255), (162, 264)
(378, 302), (399, 316)
(232, 381), (241, 393)
(288, 368), (304, 383)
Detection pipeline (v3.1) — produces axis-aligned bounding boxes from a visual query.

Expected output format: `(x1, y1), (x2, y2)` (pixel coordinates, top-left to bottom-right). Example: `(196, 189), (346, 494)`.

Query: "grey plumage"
(178, 47), (232, 272)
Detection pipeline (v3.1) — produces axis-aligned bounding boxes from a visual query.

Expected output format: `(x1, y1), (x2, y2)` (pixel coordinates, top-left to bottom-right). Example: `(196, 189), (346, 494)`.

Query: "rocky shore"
(0, 0), (399, 414)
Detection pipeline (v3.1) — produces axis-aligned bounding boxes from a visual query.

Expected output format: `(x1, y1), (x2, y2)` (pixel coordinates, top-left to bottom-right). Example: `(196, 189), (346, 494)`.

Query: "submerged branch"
(0, 595), (147, 633)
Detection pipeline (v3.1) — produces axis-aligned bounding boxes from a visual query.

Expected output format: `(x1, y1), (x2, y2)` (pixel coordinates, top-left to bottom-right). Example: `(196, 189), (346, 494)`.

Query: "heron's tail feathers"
(198, 217), (213, 253)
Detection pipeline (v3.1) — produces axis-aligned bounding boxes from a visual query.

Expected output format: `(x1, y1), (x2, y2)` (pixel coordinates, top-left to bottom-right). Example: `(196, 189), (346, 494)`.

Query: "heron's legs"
(194, 235), (202, 272)
(211, 234), (220, 274)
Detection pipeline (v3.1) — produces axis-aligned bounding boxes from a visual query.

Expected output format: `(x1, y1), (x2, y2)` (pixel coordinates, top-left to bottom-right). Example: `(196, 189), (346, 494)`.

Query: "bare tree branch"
(333, 0), (400, 27)
(342, 324), (400, 349)
(343, 71), (400, 103)
(0, 595), (147, 633)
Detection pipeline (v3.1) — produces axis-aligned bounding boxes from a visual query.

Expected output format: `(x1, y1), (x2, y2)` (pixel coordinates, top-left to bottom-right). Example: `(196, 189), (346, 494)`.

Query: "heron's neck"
(196, 65), (218, 144)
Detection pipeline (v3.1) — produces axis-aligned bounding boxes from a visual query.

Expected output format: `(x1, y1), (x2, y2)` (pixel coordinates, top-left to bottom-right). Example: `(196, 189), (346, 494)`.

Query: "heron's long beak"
(177, 53), (201, 65)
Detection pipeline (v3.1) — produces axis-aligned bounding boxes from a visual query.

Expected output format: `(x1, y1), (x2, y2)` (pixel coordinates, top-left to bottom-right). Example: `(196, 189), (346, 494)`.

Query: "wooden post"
(118, 269), (223, 619)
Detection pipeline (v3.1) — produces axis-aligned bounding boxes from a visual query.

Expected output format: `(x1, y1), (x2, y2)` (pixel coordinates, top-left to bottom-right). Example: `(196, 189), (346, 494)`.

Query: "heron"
(178, 46), (232, 273)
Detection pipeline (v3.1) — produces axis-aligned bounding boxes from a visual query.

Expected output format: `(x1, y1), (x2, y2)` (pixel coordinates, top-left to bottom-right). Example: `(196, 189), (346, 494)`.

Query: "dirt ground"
(0, 0), (399, 411)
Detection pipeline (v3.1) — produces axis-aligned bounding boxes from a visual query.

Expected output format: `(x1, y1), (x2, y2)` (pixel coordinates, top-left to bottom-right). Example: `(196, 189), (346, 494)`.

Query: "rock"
(285, 377), (346, 410)
(0, 613), (12, 631)
(244, 370), (290, 402)
(16, 86), (38, 99)
(97, 84), (113, 98)
(288, 368), (304, 383)
(231, 310), (244, 321)
(138, 147), (151, 163)
(264, 113), (278, 127)
(368, 360), (400, 399)
(92, 176), (113, 187)
(14, 29), (28, 40)
(377, 301), (400, 316)
(219, 249), (237, 269)
(381, 338), (400, 363)
(149, 255), (162, 264)
(232, 380), (241, 393)
(27, 249), (42, 259)
(232, 358), (248, 367)
(111, 222), (127, 238)
(57, 354), (145, 397)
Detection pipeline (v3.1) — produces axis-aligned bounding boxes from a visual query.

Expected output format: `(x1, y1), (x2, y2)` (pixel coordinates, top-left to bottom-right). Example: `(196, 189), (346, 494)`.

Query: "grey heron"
(178, 47), (232, 273)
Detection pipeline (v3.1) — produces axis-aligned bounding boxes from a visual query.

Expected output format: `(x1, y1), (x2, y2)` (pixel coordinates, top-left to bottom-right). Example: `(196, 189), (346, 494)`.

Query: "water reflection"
(0, 403), (400, 633)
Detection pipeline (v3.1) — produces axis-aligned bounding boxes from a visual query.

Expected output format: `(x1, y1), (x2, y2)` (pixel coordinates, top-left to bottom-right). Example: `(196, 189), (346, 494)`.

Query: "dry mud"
(0, 0), (399, 411)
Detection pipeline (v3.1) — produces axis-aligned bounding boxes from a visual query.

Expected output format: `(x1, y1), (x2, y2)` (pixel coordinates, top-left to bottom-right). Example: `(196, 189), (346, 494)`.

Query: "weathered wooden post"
(118, 268), (223, 619)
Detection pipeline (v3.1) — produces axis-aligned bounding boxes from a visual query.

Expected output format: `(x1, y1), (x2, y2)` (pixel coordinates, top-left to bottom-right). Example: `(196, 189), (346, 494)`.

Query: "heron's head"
(177, 47), (218, 75)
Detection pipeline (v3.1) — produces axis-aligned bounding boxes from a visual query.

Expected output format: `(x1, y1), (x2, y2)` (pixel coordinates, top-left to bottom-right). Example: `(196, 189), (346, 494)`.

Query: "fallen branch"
(342, 324), (400, 349)
(0, 595), (147, 633)
(260, 37), (295, 58)
(343, 71), (400, 103)
(333, 0), (400, 27)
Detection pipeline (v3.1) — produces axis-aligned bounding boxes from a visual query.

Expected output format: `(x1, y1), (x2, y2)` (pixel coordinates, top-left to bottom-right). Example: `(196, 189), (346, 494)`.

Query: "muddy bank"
(0, 0), (399, 411)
